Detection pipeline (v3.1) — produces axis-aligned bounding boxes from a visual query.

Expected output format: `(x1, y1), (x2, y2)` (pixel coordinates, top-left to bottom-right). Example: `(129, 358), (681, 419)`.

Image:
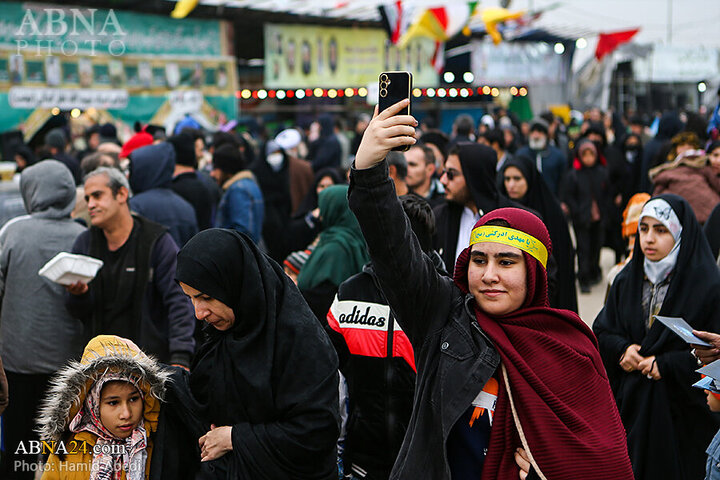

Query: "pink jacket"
(651, 162), (720, 224)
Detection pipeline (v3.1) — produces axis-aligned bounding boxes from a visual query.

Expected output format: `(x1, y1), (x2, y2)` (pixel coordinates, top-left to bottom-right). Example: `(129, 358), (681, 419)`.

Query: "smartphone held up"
(378, 71), (413, 151)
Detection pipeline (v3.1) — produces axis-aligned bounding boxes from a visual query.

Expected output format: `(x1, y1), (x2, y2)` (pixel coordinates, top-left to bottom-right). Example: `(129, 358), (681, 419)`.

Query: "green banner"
(0, 93), (238, 132)
(0, 2), (225, 57)
(264, 24), (439, 88)
(1, 52), (235, 94)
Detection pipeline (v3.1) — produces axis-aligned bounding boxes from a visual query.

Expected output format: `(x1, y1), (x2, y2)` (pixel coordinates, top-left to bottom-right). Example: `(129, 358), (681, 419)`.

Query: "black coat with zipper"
(328, 263), (416, 478)
(348, 160), (502, 479)
(326, 252), (447, 478)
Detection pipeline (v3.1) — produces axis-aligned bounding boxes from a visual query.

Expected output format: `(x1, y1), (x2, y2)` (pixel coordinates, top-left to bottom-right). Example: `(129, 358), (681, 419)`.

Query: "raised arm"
(349, 100), (455, 347)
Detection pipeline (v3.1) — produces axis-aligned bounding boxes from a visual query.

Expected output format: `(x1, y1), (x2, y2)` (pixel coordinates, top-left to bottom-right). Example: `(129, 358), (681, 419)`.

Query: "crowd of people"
(0, 85), (719, 479)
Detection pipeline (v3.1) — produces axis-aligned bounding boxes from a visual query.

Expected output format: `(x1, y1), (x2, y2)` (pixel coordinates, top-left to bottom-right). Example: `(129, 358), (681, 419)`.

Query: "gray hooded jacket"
(0, 160), (86, 373)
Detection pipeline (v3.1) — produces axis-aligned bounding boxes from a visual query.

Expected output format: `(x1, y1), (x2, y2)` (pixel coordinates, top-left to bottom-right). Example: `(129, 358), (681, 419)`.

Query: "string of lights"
(236, 86), (529, 100)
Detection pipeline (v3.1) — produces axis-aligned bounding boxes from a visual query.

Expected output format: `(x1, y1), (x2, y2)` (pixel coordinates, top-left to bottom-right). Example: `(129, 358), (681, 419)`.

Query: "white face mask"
(266, 152), (284, 171)
(528, 136), (547, 151)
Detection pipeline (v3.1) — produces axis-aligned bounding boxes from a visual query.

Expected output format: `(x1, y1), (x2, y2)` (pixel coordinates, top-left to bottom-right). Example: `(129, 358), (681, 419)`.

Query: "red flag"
(378, 1), (406, 44)
(595, 28), (639, 60)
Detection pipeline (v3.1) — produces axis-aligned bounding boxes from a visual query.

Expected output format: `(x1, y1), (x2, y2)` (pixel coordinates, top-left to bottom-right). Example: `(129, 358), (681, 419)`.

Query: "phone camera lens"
(380, 88), (387, 97)
(380, 74), (388, 82)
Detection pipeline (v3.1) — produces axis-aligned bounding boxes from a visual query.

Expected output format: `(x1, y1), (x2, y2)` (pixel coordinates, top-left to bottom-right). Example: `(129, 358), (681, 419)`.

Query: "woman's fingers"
(515, 449), (531, 479)
(384, 135), (417, 149)
(383, 125), (418, 139)
(380, 114), (418, 127)
(515, 448), (531, 467)
(376, 99), (410, 120)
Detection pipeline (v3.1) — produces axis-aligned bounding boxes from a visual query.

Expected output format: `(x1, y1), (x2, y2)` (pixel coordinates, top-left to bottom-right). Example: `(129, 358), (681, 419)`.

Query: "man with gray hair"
(65, 167), (195, 368)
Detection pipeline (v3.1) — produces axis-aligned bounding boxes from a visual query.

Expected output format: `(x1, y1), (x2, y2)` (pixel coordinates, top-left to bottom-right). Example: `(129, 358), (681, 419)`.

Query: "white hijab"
(639, 198), (682, 285)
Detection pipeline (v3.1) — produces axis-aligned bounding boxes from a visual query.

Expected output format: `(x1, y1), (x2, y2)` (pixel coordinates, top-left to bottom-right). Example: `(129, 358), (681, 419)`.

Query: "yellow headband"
(469, 225), (548, 268)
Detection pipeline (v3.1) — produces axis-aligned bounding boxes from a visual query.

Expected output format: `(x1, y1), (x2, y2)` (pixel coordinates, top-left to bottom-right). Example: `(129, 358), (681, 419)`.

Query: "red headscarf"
(454, 208), (633, 480)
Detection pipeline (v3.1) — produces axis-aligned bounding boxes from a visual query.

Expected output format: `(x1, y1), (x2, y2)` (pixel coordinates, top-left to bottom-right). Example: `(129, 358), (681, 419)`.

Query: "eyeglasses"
(442, 168), (461, 181)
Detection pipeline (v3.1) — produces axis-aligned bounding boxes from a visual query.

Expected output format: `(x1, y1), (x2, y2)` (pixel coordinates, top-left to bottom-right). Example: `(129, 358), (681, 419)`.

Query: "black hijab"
(500, 155), (578, 311)
(175, 229), (339, 479)
(593, 194), (720, 480)
(456, 142), (517, 214)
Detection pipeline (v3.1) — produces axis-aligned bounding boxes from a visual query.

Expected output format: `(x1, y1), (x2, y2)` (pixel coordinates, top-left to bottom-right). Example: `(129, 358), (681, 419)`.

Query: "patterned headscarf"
(640, 198), (683, 285)
(69, 372), (148, 480)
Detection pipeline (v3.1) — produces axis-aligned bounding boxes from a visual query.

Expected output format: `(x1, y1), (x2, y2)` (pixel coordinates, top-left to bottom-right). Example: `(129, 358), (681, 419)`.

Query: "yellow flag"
(480, 7), (526, 45)
(171, 0), (199, 19)
(398, 10), (447, 48)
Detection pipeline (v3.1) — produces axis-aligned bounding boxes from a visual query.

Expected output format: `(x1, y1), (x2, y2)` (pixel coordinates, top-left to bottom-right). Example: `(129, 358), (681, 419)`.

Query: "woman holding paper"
(593, 194), (720, 480)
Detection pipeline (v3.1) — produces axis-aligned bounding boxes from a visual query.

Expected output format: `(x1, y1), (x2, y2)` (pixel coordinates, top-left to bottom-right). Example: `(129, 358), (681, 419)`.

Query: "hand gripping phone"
(378, 71), (413, 151)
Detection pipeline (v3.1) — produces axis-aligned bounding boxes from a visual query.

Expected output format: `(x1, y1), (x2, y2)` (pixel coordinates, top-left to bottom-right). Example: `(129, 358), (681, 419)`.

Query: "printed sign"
(9, 86), (128, 109)
(264, 24), (438, 88)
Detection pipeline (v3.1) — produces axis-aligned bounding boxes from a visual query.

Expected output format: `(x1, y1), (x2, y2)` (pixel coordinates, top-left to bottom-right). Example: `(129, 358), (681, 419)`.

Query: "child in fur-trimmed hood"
(36, 335), (170, 480)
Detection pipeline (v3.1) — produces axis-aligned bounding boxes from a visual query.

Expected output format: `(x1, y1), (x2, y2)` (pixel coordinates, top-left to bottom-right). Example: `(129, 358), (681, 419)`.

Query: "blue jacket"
(709, 104), (720, 135)
(516, 145), (566, 195)
(217, 171), (264, 244)
(129, 142), (198, 247)
(707, 428), (720, 480)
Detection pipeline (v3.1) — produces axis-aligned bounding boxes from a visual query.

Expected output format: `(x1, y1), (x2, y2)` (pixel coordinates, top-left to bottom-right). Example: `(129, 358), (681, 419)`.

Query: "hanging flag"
(171, 0), (199, 18)
(478, 7), (526, 44)
(431, 41), (445, 73)
(468, 3), (557, 44)
(397, 3), (478, 48)
(595, 28), (640, 60)
(378, 1), (408, 45)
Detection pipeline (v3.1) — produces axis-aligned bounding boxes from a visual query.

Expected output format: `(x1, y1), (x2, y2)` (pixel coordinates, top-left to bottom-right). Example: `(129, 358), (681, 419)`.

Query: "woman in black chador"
(593, 194), (720, 480)
(153, 229), (340, 479)
(499, 154), (578, 312)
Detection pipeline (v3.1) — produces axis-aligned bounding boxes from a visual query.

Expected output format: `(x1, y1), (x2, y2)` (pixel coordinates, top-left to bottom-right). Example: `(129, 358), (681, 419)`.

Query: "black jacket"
(349, 161), (501, 479)
(171, 171), (216, 231)
(328, 256), (444, 478)
(432, 201), (465, 273)
(328, 264), (416, 478)
(560, 164), (611, 229)
(65, 215), (196, 366)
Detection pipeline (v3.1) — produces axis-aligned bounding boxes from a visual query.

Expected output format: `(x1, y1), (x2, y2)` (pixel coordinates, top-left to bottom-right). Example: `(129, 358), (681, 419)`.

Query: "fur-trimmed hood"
(648, 150), (707, 180)
(36, 335), (171, 442)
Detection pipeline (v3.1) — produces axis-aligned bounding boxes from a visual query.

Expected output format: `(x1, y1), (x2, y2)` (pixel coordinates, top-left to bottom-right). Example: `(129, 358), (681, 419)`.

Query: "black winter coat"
(349, 161), (501, 479)
(560, 164), (611, 229)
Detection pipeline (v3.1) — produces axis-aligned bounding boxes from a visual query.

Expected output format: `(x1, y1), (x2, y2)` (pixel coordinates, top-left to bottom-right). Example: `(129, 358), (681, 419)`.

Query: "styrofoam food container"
(38, 252), (104, 285)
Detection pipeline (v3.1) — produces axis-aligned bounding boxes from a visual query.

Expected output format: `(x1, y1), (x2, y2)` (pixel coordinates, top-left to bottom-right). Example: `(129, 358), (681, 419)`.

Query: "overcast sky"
(505, 0), (720, 48)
